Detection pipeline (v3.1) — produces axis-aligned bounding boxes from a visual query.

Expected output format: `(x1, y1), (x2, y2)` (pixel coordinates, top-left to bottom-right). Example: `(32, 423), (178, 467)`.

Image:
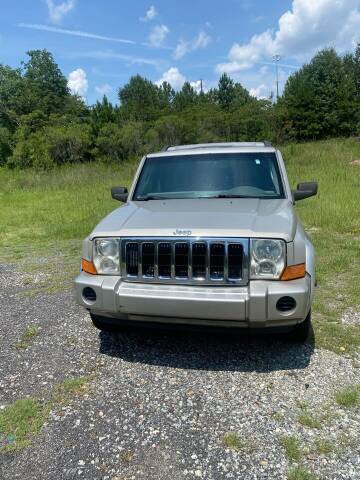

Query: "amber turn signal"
(281, 263), (306, 281)
(81, 258), (97, 275)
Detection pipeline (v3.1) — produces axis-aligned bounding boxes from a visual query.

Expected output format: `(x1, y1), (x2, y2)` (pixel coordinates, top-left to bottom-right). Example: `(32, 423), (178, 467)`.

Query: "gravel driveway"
(1, 263), (360, 480)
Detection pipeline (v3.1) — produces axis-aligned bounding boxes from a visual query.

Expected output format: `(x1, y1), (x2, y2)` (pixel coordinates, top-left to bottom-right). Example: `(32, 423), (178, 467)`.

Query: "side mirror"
(111, 186), (128, 202)
(292, 182), (318, 202)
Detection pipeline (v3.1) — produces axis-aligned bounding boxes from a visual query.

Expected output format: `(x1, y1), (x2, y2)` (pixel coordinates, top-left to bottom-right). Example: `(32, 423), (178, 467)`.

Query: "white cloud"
(140, 5), (158, 22)
(148, 24), (169, 47)
(46, 0), (75, 24)
(156, 68), (209, 92)
(217, 0), (360, 74)
(249, 84), (268, 99)
(95, 83), (112, 95)
(156, 67), (186, 90)
(174, 30), (212, 59)
(190, 79), (208, 93)
(67, 68), (88, 97)
(18, 23), (135, 44)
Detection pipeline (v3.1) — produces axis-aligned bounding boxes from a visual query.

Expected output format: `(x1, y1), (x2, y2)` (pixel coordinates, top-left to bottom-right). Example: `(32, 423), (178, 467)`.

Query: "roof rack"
(161, 142), (273, 152)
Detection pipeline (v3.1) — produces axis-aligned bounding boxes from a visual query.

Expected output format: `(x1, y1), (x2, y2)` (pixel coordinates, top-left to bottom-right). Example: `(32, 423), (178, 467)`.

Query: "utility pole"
(200, 78), (203, 94)
(273, 54), (281, 101)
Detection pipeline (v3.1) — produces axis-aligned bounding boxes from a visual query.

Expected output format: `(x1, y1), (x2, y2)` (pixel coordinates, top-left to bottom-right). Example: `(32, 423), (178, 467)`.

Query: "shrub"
(93, 123), (124, 163)
(7, 124), (92, 169)
(45, 124), (92, 166)
(0, 127), (12, 166)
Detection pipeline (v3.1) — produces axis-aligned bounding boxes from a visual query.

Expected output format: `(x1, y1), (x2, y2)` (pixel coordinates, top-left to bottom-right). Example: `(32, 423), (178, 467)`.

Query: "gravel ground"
(1, 263), (360, 479)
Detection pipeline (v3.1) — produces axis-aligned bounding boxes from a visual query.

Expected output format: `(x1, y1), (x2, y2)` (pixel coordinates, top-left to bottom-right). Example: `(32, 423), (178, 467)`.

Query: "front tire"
(289, 311), (311, 343)
(90, 313), (122, 333)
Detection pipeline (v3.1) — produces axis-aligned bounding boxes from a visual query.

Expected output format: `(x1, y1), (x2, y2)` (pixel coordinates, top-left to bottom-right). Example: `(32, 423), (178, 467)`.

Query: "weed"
(335, 385), (359, 407)
(0, 398), (49, 452)
(314, 438), (333, 455)
(280, 435), (302, 461)
(15, 325), (39, 350)
(223, 432), (247, 451)
(287, 467), (318, 480)
(298, 411), (322, 429)
(0, 376), (92, 452)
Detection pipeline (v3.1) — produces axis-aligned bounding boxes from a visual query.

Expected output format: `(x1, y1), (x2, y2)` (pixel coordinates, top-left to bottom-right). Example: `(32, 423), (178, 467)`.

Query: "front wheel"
(90, 313), (122, 333)
(289, 311), (312, 343)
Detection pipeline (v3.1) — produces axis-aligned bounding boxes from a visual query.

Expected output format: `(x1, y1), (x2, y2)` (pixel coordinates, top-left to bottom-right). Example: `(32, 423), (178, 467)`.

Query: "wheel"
(90, 313), (122, 333)
(289, 311), (311, 343)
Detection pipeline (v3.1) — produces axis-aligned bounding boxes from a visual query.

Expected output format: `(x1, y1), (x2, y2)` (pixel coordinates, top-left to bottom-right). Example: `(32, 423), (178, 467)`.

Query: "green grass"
(280, 435), (303, 461)
(1, 138), (360, 353)
(287, 467), (318, 480)
(223, 432), (247, 451)
(14, 325), (39, 350)
(0, 398), (48, 452)
(335, 385), (360, 407)
(0, 376), (91, 452)
(314, 438), (334, 455)
(282, 138), (360, 354)
(297, 411), (322, 429)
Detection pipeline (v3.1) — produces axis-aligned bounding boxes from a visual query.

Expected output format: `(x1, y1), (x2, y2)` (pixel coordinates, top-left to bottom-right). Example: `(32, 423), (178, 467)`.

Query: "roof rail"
(160, 142), (273, 152)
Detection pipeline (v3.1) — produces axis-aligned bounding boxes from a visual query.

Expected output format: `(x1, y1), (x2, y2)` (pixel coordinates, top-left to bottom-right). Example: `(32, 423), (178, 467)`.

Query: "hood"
(91, 198), (297, 242)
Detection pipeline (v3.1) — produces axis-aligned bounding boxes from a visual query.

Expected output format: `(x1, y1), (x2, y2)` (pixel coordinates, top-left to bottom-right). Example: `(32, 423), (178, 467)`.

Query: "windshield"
(133, 152), (284, 200)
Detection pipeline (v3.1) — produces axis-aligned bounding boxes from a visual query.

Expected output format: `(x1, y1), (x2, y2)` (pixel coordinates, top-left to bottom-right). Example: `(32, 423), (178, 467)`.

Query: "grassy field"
(1, 138), (360, 353)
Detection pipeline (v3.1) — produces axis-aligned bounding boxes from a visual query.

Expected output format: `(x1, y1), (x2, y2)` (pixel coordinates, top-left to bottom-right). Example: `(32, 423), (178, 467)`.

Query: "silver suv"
(75, 142), (317, 341)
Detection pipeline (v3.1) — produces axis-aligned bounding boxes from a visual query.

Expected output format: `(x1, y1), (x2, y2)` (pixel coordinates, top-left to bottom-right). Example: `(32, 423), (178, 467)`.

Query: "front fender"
(305, 233), (316, 302)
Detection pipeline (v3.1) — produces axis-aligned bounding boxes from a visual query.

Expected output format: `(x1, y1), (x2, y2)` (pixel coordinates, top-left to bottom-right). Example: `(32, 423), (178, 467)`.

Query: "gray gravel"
(1, 262), (360, 479)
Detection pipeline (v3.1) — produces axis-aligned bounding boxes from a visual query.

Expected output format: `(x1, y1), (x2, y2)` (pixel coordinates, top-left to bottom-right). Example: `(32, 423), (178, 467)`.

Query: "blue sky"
(1, 0), (360, 104)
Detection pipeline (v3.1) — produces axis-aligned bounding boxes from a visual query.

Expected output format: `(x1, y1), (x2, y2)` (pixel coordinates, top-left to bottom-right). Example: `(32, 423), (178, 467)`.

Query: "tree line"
(1, 46), (360, 169)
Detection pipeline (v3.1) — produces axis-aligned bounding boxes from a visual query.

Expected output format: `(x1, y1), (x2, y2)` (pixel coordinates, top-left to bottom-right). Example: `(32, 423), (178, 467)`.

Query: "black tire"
(90, 313), (122, 333)
(289, 311), (311, 343)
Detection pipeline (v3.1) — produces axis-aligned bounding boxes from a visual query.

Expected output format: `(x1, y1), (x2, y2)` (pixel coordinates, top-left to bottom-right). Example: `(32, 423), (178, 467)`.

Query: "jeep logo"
(173, 229), (192, 236)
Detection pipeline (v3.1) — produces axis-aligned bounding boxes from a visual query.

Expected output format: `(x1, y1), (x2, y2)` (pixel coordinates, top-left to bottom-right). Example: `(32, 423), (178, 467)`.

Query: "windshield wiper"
(135, 195), (171, 201)
(201, 194), (259, 199)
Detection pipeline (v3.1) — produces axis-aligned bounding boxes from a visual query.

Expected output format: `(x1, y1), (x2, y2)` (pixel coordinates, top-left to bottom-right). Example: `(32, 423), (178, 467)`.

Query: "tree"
(0, 65), (24, 131)
(119, 75), (163, 121)
(281, 48), (358, 139)
(173, 82), (198, 111)
(21, 49), (69, 114)
(91, 96), (118, 134)
(217, 73), (235, 110)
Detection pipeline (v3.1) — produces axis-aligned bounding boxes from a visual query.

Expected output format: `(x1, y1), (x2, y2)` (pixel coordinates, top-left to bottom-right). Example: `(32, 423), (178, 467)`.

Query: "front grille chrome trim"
(120, 237), (249, 286)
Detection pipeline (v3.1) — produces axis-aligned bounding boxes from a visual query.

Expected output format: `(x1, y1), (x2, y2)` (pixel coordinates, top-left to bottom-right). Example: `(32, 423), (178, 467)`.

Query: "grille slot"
(158, 242), (171, 278)
(192, 243), (207, 279)
(121, 238), (248, 285)
(210, 243), (225, 279)
(228, 244), (243, 279)
(126, 243), (139, 276)
(142, 242), (155, 277)
(175, 243), (189, 278)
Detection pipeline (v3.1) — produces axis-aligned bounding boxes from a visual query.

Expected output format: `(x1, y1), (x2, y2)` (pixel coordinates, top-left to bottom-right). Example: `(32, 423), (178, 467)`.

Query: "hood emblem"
(173, 229), (192, 236)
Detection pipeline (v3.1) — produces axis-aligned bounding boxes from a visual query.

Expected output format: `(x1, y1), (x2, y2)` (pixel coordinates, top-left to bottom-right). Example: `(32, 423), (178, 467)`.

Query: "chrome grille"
(121, 238), (249, 285)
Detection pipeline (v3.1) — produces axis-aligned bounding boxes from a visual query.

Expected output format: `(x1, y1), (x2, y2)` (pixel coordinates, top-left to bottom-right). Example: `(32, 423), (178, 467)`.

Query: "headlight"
(93, 238), (120, 275)
(250, 239), (285, 279)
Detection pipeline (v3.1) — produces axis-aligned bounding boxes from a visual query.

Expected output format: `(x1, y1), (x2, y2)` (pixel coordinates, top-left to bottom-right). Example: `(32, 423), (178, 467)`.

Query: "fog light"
(83, 287), (96, 303)
(276, 296), (296, 312)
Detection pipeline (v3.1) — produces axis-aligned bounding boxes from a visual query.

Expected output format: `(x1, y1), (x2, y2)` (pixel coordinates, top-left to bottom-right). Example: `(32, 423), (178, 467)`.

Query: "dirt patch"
(350, 159), (360, 166)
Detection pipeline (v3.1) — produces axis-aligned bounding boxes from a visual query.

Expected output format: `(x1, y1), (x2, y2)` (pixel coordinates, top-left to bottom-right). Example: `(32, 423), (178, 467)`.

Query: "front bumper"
(75, 272), (312, 329)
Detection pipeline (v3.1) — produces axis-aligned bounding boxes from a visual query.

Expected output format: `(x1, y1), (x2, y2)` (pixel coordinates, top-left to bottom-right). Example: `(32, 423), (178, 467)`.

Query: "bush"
(93, 123), (124, 163)
(7, 124), (92, 169)
(45, 124), (92, 166)
(8, 130), (52, 169)
(0, 128), (12, 166)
